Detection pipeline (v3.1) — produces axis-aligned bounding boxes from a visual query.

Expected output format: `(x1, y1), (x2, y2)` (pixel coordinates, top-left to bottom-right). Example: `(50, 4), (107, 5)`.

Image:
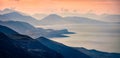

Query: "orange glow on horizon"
(0, 0), (119, 14)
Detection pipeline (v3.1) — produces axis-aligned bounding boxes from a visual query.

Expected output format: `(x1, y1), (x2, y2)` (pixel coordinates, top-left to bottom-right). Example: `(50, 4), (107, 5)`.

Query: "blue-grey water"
(37, 24), (120, 53)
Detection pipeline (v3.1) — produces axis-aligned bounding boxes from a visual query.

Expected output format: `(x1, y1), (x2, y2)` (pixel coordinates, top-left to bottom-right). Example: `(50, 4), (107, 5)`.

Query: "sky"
(0, 0), (120, 15)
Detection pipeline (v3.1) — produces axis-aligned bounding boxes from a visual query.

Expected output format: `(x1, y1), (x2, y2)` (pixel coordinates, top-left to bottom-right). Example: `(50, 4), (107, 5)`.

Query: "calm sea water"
(37, 24), (120, 53)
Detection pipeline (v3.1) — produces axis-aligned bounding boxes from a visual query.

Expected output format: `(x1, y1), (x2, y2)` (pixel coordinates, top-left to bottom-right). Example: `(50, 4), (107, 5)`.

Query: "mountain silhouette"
(100, 14), (120, 23)
(37, 37), (91, 58)
(39, 14), (107, 25)
(0, 9), (108, 26)
(0, 8), (15, 14)
(43, 14), (63, 20)
(0, 9), (120, 58)
(0, 23), (120, 58)
(74, 47), (120, 58)
(39, 14), (68, 25)
(0, 25), (18, 35)
(0, 25), (63, 58)
(0, 10), (38, 26)
(0, 32), (41, 58)
(0, 21), (74, 38)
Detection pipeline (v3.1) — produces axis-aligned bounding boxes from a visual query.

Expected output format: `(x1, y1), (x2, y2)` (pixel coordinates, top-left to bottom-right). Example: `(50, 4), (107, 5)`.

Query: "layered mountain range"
(0, 25), (120, 58)
(0, 9), (120, 58)
(0, 21), (74, 38)
(0, 25), (91, 58)
(1, 9), (119, 26)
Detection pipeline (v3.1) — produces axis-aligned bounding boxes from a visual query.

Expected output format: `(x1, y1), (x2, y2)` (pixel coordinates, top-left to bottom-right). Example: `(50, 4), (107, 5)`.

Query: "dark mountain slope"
(0, 25), (18, 35)
(74, 47), (120, 58)
(0, 32), (40, 58)
(0, 25), (63, 58)
(37, 37), (91, 58)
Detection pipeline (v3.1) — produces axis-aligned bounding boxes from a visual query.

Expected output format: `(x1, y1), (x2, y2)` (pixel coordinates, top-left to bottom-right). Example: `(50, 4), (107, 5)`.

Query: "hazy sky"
(0, 0), (120, 14)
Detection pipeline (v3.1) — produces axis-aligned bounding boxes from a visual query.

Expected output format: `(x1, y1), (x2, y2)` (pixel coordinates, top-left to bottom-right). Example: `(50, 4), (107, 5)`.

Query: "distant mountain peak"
(37, 37), (49, 41)
(43, 14), (62, 20)
(49, 14), (61, 17)
(3, 8), (14, 11)
(4, 11), (21, 15)
(0, 8), (15, 15)
(0, 8), (27, 16)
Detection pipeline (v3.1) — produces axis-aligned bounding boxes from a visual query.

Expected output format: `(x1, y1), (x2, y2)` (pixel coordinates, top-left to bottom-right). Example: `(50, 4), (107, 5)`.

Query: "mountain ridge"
(0, 25), (63, 58)
(74, 47), (120, 58)
(0, 21), (75, 38)
(37, 37), (91, 58)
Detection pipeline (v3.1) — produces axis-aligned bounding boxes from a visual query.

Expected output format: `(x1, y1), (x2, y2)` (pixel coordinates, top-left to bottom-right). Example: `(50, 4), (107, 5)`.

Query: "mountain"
(43, 29), (75, 38)
(43, 14), (62, 20)
(1, 22), (119, 58)
(39, 14), (68, 25)
(0, 24), (18, 36)
(64, 17), (106, 24)
(0, 9), (110, 26)
(100, 14), (120, 24)
(0, 21), (36, 33)
(0, 32), (41, 58)
(0, 25), (63, 58)
(0, 9), (38, 26)
(74, 47), (120, 58)
(16, 36), (63, 58)
(33, 13), (47, 20)
(0, 21), (74, 38)
(37, 37), (91, 58)
(0, 8), (15, 14)
(0, 9), (119, 26)
(81, 13), (120, 23)
(39, 14), (107, 25)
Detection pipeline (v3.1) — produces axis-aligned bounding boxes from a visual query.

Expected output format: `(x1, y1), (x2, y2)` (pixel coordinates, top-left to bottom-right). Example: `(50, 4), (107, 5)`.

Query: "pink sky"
(0, 0), (120, 14)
